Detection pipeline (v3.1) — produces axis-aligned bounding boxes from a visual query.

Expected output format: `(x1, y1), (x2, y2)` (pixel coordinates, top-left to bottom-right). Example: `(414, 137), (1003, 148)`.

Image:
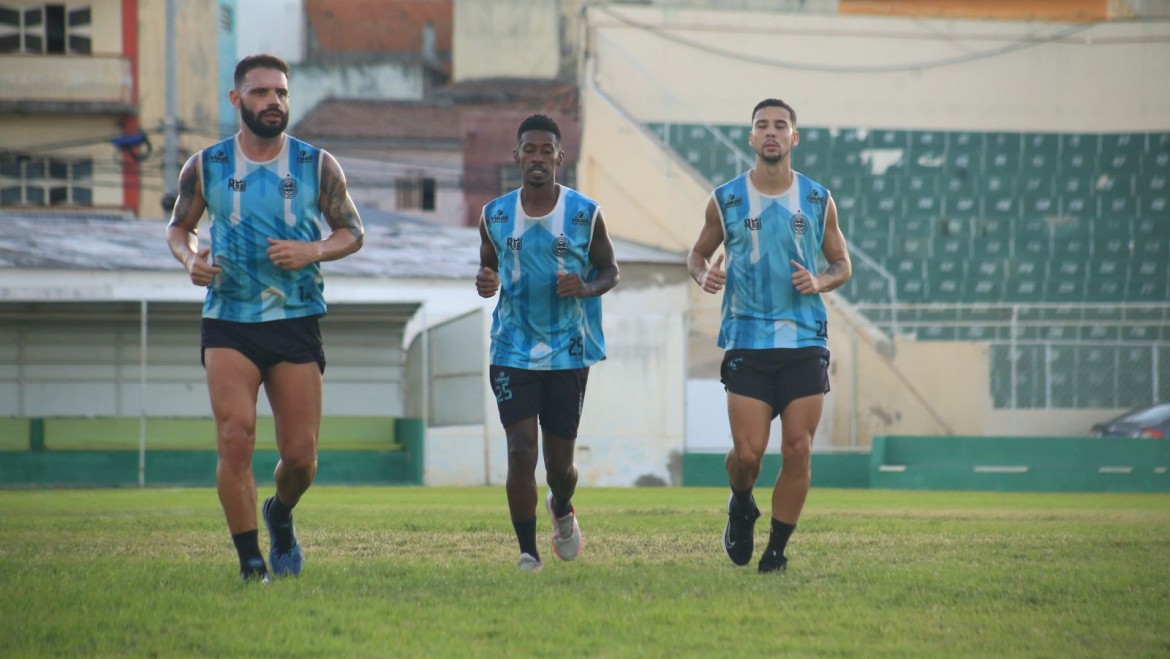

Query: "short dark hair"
(234, 53), (290, 88)
(752, 98), (797, 126)
(517, 114), (561, 143)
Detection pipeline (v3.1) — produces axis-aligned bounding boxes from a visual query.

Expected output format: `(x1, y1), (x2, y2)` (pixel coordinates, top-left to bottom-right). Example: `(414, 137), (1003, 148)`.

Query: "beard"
(240, 105), (288, 139)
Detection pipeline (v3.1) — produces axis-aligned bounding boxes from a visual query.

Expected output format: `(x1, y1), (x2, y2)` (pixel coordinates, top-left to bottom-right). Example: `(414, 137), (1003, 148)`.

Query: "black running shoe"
(758, 548), (788, 574)
(241, 557), (269, 584)
(722, 493), (760, 566)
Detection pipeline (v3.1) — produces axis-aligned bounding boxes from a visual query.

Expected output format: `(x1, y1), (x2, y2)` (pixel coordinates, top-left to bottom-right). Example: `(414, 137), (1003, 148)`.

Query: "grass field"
(2, 486), (1168, 658)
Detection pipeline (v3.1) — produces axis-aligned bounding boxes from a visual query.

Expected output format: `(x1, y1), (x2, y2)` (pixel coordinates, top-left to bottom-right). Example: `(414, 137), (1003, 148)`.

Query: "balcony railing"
(0, 54), (133, 111)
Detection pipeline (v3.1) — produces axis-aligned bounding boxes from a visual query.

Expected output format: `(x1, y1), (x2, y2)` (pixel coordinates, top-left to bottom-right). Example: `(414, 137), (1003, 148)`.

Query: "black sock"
(731, 487), (756, 513)
(232, 530), (264, 571)
(551, 493), (572, 518)
(268, 493), (293, 524)
(513, 518), (539, 560)
(766, 518), (796, 557)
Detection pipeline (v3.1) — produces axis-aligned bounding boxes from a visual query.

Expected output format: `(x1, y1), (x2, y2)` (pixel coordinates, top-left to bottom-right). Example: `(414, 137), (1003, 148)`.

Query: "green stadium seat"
(1139, 193), (1168, 219)
(931, 235), (969, 259)
(900, 215), (929, 235)
(985, 192), (1020, 220)
(1135, 172), (1167, 196)
(1017, 236), (1050, 258)
(909, 131), (947, 173)
(927, 258), (965, 299)
(943, 174), (976, 196)
(972, 237), (1009, 259)
(897, 277), (928, 303)
(1045, 278), (1086, 302)
(1059, 133), (1098, 175)
(1053, 233), (1089, 257)
(946, 192), (978, 217)
(1060, 194), (1092, 220)
(1057, 174), (1087, 196)
(976, 217), (1013, 239)
(1079, 322), (1118, 341)
(871, 129), (909, 151)
(865, 175), (901, 196)
(985, 133), (1022, 174)
(896, 235), (930, 258)
(945, 131), (982, 174)
(1023, 133), (1060, 174)
(857, 275), (893, 303)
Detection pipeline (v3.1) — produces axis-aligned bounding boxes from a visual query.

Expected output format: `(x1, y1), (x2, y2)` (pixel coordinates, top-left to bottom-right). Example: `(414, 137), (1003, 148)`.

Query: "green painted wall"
(870, 435), (1170, 492)
(0, 416), (424, 487)
(682, 453), (871, 488)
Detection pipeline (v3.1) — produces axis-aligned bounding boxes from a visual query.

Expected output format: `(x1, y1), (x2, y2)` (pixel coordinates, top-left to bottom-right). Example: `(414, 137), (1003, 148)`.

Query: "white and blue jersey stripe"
(199, 135), (326, 322)
(481, 184), (606, 370)
(715, 171), (830, 350)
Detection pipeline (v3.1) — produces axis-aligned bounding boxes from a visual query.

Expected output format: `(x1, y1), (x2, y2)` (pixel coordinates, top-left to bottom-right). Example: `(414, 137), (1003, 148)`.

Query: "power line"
(592, 4), (1102, 73)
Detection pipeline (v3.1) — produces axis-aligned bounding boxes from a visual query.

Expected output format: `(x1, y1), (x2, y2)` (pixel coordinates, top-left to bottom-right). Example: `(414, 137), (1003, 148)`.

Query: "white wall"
(588, 5), (1170, 132)
(452, 0), (560, 81)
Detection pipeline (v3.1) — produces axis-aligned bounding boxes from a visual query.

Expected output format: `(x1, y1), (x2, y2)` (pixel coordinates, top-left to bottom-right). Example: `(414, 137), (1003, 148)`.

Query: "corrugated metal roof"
(0, 210), (684, 280)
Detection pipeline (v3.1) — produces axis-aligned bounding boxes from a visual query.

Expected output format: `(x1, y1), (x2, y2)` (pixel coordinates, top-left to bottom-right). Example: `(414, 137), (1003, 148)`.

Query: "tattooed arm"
(165, 154), (221, 286)
(267, 150), (365, 270)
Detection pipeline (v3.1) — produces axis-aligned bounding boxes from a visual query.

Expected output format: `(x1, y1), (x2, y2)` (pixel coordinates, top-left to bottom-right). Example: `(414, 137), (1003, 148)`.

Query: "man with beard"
(165, 53), (364, 582)
(475, 114), (619, 571)
(688, 99), (851, 574)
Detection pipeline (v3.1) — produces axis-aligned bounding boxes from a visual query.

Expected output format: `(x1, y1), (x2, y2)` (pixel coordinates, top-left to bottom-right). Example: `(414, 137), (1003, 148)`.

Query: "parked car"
(1090, 403), (1170, 438)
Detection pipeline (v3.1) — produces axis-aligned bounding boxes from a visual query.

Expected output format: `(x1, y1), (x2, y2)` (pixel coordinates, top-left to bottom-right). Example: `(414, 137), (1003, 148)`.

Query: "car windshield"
(1120, 403), (1170, 426)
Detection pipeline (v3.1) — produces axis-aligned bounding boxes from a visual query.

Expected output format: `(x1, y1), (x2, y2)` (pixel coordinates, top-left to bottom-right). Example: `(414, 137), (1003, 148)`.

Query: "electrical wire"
(590, 3), (1104, 73)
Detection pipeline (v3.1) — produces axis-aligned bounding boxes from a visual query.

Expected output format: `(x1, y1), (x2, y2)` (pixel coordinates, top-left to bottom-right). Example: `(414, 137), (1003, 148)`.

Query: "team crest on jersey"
(552, 236), (570, 256)
(571, 210), (590, 226)
(743, 216), (761, 231)
(507, 237), (523, 251)
(297, 150), (313, 163)
(228, 178), (246, 192)
(207, 149), (228, 163)
(725, 193), (743, 208)
(280, 176), (298, 199)
(490, 209), (508, 224)
(792, 211), (808, 235)
(806, 190), (825, 206)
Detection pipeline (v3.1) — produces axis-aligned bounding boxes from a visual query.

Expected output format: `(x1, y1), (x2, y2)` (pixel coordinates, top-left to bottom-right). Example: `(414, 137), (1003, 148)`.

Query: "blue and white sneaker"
(263, 496), (303, 577)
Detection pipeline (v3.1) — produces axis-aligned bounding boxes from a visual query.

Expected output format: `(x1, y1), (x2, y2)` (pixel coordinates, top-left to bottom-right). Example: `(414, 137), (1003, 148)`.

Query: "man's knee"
(780, 435), (812, 470)
(217, 421), (255, 463)
(730, 443), (765, 472)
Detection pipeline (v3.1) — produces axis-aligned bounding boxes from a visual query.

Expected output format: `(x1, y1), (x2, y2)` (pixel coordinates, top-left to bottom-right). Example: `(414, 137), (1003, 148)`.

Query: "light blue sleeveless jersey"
(715, 171), (831, 350)
(199, 135), (326, 322)
(481, 184), (606, 370)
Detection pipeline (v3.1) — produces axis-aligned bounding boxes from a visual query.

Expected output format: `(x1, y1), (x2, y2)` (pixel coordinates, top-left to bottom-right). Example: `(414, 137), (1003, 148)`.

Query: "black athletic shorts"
(489, 365), (590, 440)
(720, 347), (830, 419)
(201, 316), (326, 377)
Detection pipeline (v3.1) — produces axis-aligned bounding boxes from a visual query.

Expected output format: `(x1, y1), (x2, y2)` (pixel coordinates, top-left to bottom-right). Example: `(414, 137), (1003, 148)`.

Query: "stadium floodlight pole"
(162, 0), (179, 212)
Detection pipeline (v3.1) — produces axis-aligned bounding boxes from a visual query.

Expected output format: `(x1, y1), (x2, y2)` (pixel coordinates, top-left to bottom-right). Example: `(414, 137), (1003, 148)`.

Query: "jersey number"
(493, 381), (512, 403)
(568, 336), (584, 357)
(815, 320), (828, 338)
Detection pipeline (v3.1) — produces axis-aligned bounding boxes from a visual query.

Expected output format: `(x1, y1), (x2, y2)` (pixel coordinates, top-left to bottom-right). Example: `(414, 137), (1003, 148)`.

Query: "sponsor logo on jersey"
(507, 237), (523, 251)
(792, 211), (808, 235)
(228, 178), (247, 192)
(297, 149), (314, 163)
(725, 193), (743, 208)
(552, 236), (570, 256)
(571, 210), (590, 226)
(744, 216), (761, 231)
(806, 190), (825, 206)
(280, 176), (298, 199)
(207, 149), (228, 163)
(489, 209), (508, 224)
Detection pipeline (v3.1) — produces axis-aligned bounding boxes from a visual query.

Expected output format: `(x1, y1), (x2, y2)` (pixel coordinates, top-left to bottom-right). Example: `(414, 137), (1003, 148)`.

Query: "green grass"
(2, 487), (1168, 657)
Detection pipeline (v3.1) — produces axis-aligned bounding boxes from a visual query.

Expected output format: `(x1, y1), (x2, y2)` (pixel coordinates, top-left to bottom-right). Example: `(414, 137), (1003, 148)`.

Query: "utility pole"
(162, 0), (179, 212)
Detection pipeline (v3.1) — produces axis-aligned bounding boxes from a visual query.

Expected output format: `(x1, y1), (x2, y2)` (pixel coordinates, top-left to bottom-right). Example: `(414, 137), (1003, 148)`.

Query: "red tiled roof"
(306, 0), (452, 54)
(294, 100), (470, 142)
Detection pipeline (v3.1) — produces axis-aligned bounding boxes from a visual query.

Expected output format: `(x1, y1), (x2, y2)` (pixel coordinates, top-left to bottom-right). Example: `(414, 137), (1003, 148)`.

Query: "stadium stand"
(648, 122), (1170, 409)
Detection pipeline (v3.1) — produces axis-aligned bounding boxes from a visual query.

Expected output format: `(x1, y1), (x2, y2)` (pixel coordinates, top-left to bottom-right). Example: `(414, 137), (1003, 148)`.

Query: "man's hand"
(791, 259), (821, 294)
(698, 254), (726, 294)
(185, 247), (222, 287)
(556, 271), (593, 298)
(476, 266), (499, 298)
(267, 238), (321, 270)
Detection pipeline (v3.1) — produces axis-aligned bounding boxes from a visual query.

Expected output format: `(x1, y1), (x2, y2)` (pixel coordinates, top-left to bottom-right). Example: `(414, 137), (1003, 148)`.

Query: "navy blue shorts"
(489, 365), (589, 440)
(201, 316), (325, 377)
(720, 347), (830, 419)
